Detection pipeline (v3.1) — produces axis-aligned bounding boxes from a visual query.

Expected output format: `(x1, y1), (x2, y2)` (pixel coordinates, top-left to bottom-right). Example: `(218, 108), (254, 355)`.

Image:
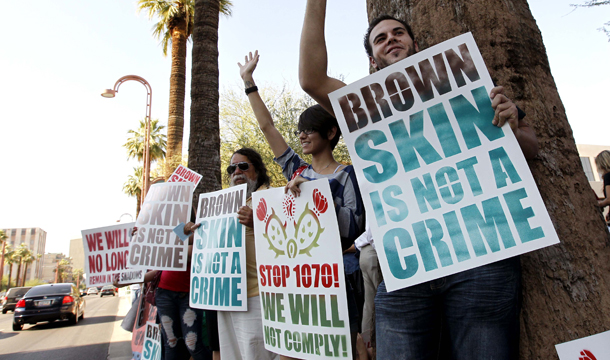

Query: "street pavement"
(0, 292), (133, 360)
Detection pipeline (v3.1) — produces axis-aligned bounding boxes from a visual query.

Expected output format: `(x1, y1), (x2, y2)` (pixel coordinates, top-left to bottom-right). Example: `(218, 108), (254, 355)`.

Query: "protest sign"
(118, 268), (145, 285)
(555, 330), (610, 360)
(129, 182), (193, 271)
(168, 165), (203, 187)
(328, 32), (559, 291)
(190, 184), (248, 311)
(81, 222), (135, 287)
(253, 180), (352, 359)
(142, 321), (162, 360)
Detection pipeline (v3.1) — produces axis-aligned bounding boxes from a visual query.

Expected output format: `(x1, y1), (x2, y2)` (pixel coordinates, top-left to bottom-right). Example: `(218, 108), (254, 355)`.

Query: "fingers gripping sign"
(284, 176), (309, 197)
(490, 86), (519, 132)
(237, 206), (254, 228)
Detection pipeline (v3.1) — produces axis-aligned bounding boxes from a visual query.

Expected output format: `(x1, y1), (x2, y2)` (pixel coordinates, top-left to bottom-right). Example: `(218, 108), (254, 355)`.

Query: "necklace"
(314, 160), (336, 173)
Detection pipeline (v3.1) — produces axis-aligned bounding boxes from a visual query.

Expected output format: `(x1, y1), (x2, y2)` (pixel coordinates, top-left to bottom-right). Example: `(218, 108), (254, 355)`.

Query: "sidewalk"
(107, 294), (133, 360)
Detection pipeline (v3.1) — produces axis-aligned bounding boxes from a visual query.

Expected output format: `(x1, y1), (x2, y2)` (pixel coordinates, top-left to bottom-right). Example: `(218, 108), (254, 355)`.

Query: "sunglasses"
(227, 162), (252, 175)
(293, 128), (316, 136)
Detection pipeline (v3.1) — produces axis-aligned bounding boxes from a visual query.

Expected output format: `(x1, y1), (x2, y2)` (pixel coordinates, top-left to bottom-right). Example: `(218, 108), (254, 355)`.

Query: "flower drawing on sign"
(258, 189), (327, 258)
(579, 349), (597, 360)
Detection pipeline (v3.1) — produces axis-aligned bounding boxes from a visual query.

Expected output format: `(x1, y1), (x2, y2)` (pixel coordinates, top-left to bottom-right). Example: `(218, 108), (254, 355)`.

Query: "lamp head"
(101, 89), (116, 98)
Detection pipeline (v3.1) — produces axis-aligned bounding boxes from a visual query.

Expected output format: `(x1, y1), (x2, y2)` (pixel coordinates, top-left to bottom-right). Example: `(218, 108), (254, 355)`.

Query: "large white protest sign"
(129, 182), (193, 271)
(555, 330), (610, 360)
(253, 180), (352, 359)
(142, 321), (162, 360)
(168, 165), (203, 187)
(81, 222), (135, 287)
(328, 32), (559, 291)
(190, 184), (248, 311)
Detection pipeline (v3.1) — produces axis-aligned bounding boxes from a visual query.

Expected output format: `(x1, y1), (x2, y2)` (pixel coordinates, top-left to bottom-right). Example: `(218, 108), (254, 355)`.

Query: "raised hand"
(238, 50), (259, 81)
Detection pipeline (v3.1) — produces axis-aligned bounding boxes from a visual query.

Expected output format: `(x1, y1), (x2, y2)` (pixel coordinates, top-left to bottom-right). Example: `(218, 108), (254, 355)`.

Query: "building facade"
(1, 228), (46, 286)
(41, 253), (72, 283)
(69, 238), (85, 272)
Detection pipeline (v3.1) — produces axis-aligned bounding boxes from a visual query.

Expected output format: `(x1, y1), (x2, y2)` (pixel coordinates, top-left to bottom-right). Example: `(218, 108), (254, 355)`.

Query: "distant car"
(2, 287), (32, 314)
(12, 283), (85, 331)
(100, 285), (116, 297)
(79, 288), (87, 296)
(87, 288), (98, 295)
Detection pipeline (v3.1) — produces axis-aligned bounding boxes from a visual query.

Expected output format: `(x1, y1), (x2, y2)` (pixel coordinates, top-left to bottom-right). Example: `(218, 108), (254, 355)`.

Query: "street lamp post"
(102, 75), (153, 206)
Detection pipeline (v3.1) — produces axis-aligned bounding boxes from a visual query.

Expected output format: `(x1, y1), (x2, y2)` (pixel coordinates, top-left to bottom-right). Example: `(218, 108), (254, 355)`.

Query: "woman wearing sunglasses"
(239, 51), (365, 360)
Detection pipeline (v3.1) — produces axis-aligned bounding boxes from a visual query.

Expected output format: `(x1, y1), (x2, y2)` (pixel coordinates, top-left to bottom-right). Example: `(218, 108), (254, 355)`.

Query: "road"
(0, 294), (125, 360)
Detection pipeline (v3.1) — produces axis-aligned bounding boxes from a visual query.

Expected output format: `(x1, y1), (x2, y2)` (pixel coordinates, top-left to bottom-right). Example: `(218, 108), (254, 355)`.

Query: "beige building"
(69, 238), (85, 272)
(1, 227), (46, 284)
(577, 144), (610, 198)
(41, 253), (71, 283)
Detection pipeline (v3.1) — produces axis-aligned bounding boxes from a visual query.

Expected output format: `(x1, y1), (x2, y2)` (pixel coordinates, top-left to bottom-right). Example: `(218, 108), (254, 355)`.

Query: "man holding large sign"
(300, 2), (557, 359)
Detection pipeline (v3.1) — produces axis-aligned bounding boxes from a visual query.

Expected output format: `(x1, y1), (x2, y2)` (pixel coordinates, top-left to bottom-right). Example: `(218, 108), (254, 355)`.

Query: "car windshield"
(102, 285), (114, 290)
(27, 285), (72, 297)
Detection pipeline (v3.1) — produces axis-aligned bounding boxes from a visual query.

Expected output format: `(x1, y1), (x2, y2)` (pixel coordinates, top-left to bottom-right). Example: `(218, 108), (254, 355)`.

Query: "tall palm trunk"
(15, 261), (22, 289)
(165, 17), (189, 179)
(7, 264), (12, 289)
(0, 242), (5, 290)
(366, 1), (610, 358)
(189, 0), (222, 210)
(21, 263), (29, 287)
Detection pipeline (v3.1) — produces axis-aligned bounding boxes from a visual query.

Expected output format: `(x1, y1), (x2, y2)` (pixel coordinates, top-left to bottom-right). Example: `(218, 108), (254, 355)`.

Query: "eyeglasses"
(227, 162), (252, 175)
(293, 128), (316, 136)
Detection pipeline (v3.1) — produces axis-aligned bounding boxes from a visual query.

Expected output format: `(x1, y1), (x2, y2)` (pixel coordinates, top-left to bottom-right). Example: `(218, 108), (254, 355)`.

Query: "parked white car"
(86, 288), (98, 295)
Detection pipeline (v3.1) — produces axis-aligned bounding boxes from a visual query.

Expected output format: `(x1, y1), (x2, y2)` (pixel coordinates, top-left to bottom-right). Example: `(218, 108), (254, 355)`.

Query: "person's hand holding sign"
(237, 206), (254, 228)
(285, 175), (309, 197)
(490, 86), (538, 159)
(183, 222), (201, 245)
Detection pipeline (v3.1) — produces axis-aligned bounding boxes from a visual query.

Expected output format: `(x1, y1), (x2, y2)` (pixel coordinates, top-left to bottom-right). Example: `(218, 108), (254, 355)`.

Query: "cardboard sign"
(253, 180), (352, 359)
(129, 182), (193, 271)
(142, 321), (162, 360)
(328, 32), (559, 291)
(118, 269), (145, 285)
(168, 165), (203, 187)
(81, 222), (135, 287)
(556, 330), (610, 360)
(190, 184), (248, 311)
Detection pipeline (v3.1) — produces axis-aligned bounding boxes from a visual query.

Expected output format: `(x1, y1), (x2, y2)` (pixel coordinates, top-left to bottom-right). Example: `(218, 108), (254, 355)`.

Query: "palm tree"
(137, 0), (232, 179)
(188, 0), (232, 209)
(0, 230), (7, 290)
(123, 166), (145, 216)
(72, 268), (84, 289)
(123, 118), (167, 163)
(3, 244), (15, 289)
(13, 244), (30, 289)
(20, 253), (40, 287)
(367, 0), (610, 357)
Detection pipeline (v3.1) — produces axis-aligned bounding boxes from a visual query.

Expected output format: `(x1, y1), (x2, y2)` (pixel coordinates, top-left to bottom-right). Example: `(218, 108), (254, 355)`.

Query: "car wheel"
(12, 322), (23, 331)
(2, 309), (6, 314)
(69, 312), (78, 325)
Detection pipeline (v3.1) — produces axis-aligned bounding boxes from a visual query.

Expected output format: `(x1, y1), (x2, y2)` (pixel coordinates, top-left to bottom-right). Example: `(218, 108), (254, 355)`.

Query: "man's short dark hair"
(231, 148), (270, 189)
(298, 104), (341, 150)
(364, 15), (415, 58)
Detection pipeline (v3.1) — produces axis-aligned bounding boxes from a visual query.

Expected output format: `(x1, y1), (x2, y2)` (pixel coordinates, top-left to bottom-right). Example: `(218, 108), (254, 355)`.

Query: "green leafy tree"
(138, 0), (232, 179)
(20, 253), (41, 287)
(72, 268), (84, 289)
(13, 244), (32, 288)
(123, 118), (167, 163)
(123, 166), (150, 216)
(219, 85), (352, 188)
(54, 259), (71, 283)
(3, 244), (16, 289)
(572, 1), (610, 40)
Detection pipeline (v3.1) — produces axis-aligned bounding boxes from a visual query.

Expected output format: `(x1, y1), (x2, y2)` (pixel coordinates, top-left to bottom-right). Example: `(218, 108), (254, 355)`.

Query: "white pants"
(218, 296), (279, 360)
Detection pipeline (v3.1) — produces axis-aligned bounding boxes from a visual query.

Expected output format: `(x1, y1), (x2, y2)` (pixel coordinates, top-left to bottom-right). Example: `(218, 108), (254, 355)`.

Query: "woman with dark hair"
(238, 51), (365, 359)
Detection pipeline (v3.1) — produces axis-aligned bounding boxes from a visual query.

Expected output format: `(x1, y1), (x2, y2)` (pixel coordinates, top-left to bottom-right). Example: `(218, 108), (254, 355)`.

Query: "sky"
(0, 0), (608, 256)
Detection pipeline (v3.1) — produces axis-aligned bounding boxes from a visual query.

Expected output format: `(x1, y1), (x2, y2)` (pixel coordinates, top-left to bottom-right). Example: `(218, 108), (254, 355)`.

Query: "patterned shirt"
(275, 147), (365, 250)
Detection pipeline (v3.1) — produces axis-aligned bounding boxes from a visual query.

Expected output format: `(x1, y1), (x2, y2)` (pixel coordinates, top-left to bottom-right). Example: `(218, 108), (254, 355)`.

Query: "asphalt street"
(0, 294), (126, 360)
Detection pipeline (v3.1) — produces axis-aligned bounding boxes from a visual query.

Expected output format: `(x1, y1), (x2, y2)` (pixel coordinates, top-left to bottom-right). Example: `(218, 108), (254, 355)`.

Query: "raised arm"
(299, 0), (346, 116)
(238, 51), (289, 159)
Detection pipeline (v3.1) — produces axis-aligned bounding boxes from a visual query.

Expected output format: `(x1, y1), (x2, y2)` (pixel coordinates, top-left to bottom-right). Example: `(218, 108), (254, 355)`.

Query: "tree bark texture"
(189, 0), (222, 210)
(366, 0), (610, 358)
(165, 18), (188, 179)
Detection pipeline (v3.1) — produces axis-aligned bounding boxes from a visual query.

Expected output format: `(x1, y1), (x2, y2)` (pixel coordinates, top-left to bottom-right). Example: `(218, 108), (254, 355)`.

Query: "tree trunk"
(365, 0), (610, 358)
(165, 18), (189, 179)
(0, 242), (5, 290)
(7, 264), (12, 289)
(15, 261), (21, 289)
(22, 263), (29, 287)
(189, 0), (222, 210)
(136, 193), (141, 218)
